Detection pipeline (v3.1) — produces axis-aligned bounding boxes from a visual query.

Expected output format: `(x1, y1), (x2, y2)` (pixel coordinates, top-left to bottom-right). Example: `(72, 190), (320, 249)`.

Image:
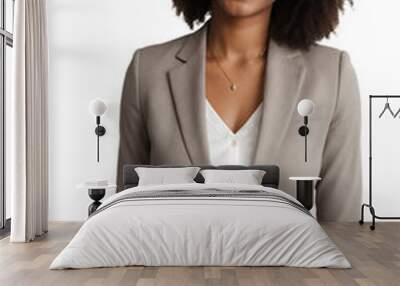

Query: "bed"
(50, 165), (350, 269)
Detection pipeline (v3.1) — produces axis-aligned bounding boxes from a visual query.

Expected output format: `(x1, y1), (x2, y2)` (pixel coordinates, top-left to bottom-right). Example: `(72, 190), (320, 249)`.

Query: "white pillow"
(135, 167), (200, 186)
(200, 169), (266, 185)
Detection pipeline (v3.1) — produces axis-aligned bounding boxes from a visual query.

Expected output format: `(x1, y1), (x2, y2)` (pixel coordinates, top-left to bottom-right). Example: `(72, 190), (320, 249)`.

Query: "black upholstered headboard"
(122, 165), (280, 190)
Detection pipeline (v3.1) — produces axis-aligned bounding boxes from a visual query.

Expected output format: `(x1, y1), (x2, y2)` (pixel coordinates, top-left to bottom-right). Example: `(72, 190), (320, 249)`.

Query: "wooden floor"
(0, 222), (399, 286)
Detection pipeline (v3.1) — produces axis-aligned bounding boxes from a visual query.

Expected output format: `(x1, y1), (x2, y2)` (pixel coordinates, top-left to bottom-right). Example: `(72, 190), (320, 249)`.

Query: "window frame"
(0, 0), (14, 233)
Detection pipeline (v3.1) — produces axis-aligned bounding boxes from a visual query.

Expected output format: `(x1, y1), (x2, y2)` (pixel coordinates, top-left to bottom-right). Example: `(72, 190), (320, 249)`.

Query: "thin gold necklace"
(212, 48), (267, 93)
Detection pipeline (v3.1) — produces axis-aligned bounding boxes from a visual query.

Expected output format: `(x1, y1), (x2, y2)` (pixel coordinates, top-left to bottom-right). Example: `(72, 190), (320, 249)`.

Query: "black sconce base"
(298, 126), (309, 137)
(95, 126), (106, 136)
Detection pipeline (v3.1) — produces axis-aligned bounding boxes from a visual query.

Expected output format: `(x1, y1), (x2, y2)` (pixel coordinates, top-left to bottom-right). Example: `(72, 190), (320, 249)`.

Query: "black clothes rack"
(360, 95), (400, 230)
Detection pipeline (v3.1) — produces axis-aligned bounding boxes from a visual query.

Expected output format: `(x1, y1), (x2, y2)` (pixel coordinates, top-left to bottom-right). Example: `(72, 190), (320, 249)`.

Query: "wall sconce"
(297, 99), (315, 162)
(89, 99), (107, 162)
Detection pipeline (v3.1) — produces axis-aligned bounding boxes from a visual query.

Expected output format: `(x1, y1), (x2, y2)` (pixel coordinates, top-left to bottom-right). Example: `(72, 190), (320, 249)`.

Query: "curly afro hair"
(172, 0), (353, 50)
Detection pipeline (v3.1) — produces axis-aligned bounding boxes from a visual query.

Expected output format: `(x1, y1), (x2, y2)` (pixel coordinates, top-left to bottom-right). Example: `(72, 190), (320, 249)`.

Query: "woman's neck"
(207, 7), (272, 61)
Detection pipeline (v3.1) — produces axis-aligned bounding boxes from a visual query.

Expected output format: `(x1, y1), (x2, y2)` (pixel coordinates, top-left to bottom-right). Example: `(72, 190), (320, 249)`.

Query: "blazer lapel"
(167, 24), (210, 164)
(253, 40), (307, 164)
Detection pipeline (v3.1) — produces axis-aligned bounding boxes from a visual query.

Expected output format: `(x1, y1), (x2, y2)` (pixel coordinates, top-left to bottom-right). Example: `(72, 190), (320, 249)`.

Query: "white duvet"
(50, 183), (350, 269)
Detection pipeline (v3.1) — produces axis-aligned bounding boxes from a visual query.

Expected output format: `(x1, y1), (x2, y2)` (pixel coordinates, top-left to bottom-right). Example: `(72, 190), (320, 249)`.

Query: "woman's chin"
(216, 0), (273, 18)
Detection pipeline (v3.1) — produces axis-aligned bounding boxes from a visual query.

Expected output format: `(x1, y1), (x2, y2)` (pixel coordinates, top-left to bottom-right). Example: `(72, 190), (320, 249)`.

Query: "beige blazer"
(117, 23), (362, 222)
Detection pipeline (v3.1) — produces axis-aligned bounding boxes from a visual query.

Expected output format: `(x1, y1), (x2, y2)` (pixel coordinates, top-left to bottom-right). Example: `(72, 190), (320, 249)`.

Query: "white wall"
(321, 1), (400, 220)
(48, 0), (190, 220)
(48, 0), (400, 221)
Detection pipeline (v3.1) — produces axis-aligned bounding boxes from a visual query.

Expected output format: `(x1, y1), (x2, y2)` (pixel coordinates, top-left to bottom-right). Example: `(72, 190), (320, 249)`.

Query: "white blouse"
(205, 100), (263, 165)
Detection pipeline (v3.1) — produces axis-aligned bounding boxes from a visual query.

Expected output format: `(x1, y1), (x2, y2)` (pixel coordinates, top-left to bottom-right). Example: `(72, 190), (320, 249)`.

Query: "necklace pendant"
(230, 84), (237, 92)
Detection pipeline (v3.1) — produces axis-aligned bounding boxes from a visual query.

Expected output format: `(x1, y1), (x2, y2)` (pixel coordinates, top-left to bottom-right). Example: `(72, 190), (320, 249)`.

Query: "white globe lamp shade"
(89, 99), (107, 116)
(297, 99), (315, 117)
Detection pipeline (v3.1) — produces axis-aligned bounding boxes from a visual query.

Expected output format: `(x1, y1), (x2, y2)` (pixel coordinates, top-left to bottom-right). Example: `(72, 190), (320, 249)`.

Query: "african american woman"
(117, 0), (361, 221)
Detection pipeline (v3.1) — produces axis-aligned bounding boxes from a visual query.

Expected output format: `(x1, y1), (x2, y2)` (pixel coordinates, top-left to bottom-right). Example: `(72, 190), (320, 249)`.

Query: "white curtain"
(9, 0), (49, 242)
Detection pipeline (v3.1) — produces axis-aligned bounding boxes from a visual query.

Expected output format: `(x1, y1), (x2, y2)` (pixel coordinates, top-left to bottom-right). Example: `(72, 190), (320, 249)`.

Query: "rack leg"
(359, 204), (365, 225)
(359, 204), (376, 231)
(370, 206), (376, 231)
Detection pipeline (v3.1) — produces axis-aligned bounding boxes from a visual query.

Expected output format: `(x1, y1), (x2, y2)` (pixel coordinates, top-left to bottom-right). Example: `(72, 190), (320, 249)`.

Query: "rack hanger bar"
(370, 95), (400, 98)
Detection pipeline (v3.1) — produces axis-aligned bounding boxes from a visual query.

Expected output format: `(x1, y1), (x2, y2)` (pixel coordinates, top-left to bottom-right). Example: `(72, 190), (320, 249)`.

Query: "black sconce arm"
(298, 116), (310, 162)
(94, 116), (106, 162)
